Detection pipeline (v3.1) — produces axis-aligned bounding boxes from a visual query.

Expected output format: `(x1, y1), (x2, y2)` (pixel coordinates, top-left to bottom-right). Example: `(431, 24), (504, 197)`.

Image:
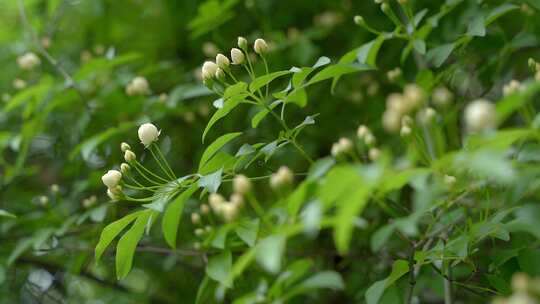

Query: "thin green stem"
(132, 162), (167, 185)
(153, 144), (177, 179)
(149, 146), (175, 181)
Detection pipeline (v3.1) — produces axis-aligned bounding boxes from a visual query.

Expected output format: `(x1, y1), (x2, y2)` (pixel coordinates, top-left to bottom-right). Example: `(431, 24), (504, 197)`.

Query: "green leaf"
(365, 260), (409, 304)
(308, 63), (372, 86)
(199, 168), (223, 193)
(206, 250), (233, 287)
(496, 81), (540, 124)
(256, 235), (286, 274)
(467, 15), (486, 37)
(74, 53), (141, 81)
(485, 4), (518, 26)
(115, 210), (153, 279)
(251, 101), (281, 128)
(412, 39), (426, 55)
(202, 93), (247, 142)
(426, 43), (455, 68)
(162, 184), (199, 248)
(249, 70), (292, 92)
(518, 249), (540, 277)
(70, 122), (135, 161)
(199, 132), (242, 171)
(357, 35), (386, 67)
(224, 82), (248, 99)
(334, 185), (370, 254)
(95, 211), (143, 262)
(235, 219), (260, 247)
(297, 271), (344, 290)
(0, 209), (16, 218)
(371, 224), (395, 252)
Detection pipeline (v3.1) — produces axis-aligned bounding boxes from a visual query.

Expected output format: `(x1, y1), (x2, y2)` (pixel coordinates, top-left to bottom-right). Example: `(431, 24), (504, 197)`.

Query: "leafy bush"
(2, 0), (540, 303)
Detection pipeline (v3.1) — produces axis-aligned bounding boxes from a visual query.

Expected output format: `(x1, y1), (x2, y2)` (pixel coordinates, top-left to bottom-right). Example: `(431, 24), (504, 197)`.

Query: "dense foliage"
(2, 0), (540, 303)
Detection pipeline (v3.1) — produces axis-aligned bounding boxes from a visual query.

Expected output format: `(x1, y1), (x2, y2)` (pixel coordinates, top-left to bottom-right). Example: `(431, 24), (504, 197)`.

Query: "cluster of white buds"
(503, 79), (522, 96)
(138, 123), (160, 147)
(82, 195), (97, 208)
(270, 166), (294, 190)
(331, 137), (353, 157)
(125, 76), (150, 96)
(382, 84), (426, 132)
(205, 181), (248, 223)
(17, 52), (41, 70)
(386, 67), (402, 83)
(102, 169), (122, 201)
(13, 78), (27, 90)
(464, 99), (496, 133)
(357, 125), (376, 146)
(432, 86), (454, 108)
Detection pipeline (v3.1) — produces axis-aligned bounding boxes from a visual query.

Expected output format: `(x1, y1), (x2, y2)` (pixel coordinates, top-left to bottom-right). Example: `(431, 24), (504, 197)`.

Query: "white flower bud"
(386, 93), (407, 114)
(357, 125), (370, 139)
(464, 99), (496, 132)
(382, 109), (402, 132)
(364, 133), (376, 146)
(200, 203), (210, 214)
(503, 80), (521, 96)
(230, 48), (245, 65)
(400, 125), (412, 137)
(443, 174), (456, 187)
(191, 213), (201, 224)
(253, 38), (268, 55)
(201, 61), (218, 80)
(353, 15), (364, 26)
(124, 150), (136, 162)
(215, 67), (225, 79)
(159, 93), (168, 102)
(368, 148), (380, 161)
(237, 36), (248, 50)
(194, 228), (205, 236)
(83, 196), (97, 208)
(138, 123), (160, 147)
(230, 193), (244, 208)
(432, 86), (453, 108)
(126, 76), (150, 96)
(120, 163), (131, 174)
(209, 193), (225, 213)
(216, 53), (230, 69)
(233, 175), (251, 195)
(121, 142), (131, 152)
(13, 78), (27, 90)
(270, 166), (294, 189)
(39, 196), (49, 206)
(101, 170), (122, 188)
(387, 68), (402, 83)
(418, 107), (436, 124)
(50, 184), (59, 194)
(221, 203), (239, 222)
(17, 52), (41, 70)
(401, 115), (413, 127)
(403, 84), (426, 110)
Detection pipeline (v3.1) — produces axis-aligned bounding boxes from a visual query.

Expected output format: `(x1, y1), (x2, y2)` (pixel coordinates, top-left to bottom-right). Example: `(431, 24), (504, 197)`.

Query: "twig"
(404, 244), (417, 304)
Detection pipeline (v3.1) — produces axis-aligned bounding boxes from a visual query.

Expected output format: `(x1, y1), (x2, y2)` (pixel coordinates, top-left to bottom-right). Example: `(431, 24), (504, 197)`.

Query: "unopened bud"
(201, 61), (218, 81)
(357, 125), (370, 139)
(233, 175), (251, 195)
(253, 38), (268, 55)
(231, 48), (245, 65)
(237, 37), (248, 50)
(191, 213), (201, 224)
(200, 204), (210, 214)
(216, 53), (230, 69)
(124, 150), (136, 162)
(270, 166), (294, 189)
(368, 148), (380, 161)
(215, 67), (225, 80)
(353, 15), (364, 26)
(464, 99), (496, 133)
(121, 142), (131, 152)
(120, 163), (131, 174)
(400, 125), (412, 137)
